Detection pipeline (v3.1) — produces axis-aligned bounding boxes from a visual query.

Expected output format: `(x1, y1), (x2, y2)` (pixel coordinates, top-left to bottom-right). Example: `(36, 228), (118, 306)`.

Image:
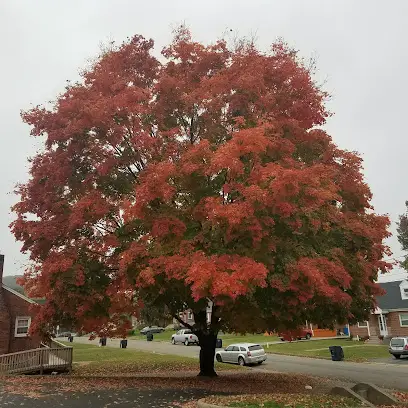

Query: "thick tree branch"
(173, 314), (194, 330)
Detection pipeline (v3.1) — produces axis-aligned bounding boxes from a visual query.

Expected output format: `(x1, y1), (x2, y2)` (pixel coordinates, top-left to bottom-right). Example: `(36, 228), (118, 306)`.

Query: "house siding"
(349, 312), (408, 339)
(0, 254), (40, 355)
(0, 287), (11, 355)
(0, 255), (11, 355)
(2, 289), (40, 353)
(387, 311), (408, 337)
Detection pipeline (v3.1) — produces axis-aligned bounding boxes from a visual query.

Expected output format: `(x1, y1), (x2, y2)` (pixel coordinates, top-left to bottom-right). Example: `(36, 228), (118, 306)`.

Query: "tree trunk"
(197, 331), (217, 377)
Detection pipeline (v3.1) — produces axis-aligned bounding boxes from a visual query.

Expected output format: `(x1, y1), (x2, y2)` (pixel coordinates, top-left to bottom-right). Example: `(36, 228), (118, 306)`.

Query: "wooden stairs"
(0, 339), (72, 375)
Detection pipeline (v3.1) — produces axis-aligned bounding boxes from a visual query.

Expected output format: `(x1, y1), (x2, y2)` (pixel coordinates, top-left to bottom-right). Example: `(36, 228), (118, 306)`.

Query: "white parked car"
(389, 336), (408, 359)
(171, 329), (199, 346)
(215, 343), (267, 366)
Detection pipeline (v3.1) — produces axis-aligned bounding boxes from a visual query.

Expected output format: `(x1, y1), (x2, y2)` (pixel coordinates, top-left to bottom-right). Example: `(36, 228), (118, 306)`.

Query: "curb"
(197, 400), (228, 408)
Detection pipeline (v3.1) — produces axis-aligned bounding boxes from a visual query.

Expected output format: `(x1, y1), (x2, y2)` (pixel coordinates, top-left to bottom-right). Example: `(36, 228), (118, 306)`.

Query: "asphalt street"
(73, 336), (408, 390)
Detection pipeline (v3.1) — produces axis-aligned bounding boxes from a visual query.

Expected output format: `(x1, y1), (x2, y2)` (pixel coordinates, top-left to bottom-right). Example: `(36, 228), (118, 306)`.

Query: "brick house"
(350, 280), (408, 340)
(0, 255), (41, 355)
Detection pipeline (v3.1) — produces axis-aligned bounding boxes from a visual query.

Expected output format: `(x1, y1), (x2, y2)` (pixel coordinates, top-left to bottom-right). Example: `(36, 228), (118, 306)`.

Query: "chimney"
(0, 254), (4, 283)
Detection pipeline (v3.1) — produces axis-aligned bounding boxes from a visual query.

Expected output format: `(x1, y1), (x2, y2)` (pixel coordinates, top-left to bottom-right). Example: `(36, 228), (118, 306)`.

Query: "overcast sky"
(0, 0), (407, 282)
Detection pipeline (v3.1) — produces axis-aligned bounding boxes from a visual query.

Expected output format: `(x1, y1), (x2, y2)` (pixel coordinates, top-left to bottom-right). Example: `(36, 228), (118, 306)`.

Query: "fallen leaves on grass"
(203, 394), (361, 408)
(0, 372), (322, 400)
(393, 391), (408, 403)
(72, 360), (237, 376)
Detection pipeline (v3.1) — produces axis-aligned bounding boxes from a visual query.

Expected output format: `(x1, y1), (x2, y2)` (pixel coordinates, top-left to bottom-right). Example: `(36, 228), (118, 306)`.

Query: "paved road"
(73, 337), (408, 390)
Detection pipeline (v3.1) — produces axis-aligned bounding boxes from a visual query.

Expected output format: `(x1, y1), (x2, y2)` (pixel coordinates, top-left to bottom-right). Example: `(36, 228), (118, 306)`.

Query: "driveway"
(0, 387), (217, 407)
(73, 337), (408, 390)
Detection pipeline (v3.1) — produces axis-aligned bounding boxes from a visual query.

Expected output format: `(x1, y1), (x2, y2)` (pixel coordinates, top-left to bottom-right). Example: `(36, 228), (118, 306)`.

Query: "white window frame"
(357, 321), (368, 328)
(400, 281), (408, 300)
(15, 316), (31, 337)
(399, 313), (408, 327)
(187, 311), (193, 320)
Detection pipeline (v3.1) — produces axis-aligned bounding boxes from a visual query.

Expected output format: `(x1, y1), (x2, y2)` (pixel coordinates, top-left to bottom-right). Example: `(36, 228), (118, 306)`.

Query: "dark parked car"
(140, 326), (165, 335)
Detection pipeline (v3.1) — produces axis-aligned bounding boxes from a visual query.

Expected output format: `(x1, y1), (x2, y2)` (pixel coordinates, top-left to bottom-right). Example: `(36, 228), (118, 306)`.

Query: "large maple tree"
(13, 28), (392, 376)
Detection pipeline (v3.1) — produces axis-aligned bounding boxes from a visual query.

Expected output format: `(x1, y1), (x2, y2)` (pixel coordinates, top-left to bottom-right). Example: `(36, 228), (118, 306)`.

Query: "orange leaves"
(185, 252), (268, 301)
(13, 27), (392, 338)
(287, 257), (352, 305)
(151, 217), (186, 239)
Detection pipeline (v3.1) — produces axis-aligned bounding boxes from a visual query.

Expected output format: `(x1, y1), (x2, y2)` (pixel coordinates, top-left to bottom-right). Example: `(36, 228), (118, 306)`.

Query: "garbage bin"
(343, 326), (349, 336)
(329, 346), (344, 361)
(100, 337), (107, 347)
(215, 338), (223, 348)
(120, 339), (128, 349)
(146, 332), (153, 342)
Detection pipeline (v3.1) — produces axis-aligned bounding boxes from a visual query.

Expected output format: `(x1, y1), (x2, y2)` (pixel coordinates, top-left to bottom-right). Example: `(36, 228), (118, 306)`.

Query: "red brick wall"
(0, 255), (11, 355)
(2, 289), (40, 353)
(349, 315), (380, 338)
(387, 312), (408, 337)
(349, 312), (408, 338)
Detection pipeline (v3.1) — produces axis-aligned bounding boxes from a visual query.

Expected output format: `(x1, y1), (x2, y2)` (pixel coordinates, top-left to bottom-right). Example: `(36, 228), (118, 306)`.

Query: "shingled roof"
(377, 281), (408, 310)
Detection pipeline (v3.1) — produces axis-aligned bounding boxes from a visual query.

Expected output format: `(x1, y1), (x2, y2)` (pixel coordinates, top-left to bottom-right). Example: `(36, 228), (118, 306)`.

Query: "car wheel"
(394, 354), (401, 359)
(238, 357), (245, 366)
(257, 361), (263, 365)
(171, 338), (175, 345)
(216, 354), (222, 362)
(184, 339), (189, 346)
(305, 333), (311, 340)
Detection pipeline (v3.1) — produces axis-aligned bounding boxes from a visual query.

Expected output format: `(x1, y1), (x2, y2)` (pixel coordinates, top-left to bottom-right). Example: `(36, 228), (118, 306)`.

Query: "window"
(187, 311), (193, 320)
(399, 314), (408, 327)
(232, 346), (239, 351)
(240, 347), (246, 351)
(399, 281), (408, 299)
(15, 317), (31, 337)
(357, 321), (368, 328)
(248, 345), (263, 351)
(225, 346), (234, 352)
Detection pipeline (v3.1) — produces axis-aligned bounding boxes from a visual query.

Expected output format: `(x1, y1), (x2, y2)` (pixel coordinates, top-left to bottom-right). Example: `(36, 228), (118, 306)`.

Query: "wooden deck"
(0, 340), (73, 375)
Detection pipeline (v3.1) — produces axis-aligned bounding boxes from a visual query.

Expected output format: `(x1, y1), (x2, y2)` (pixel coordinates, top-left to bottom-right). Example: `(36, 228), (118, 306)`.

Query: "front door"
(378, 315), (388, 337)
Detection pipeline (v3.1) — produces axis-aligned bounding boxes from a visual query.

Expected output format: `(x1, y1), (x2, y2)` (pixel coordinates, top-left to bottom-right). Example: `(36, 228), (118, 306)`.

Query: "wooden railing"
(0, 344), (73, 375)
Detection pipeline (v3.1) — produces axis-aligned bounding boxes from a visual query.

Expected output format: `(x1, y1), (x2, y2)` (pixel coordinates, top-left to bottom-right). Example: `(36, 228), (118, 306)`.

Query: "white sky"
(0, 0), (407, 282)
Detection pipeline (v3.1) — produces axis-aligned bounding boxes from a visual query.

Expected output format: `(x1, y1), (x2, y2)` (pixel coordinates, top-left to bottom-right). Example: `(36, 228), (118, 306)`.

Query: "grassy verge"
(204, 394), (360, 408)
(61, 342), (239, 375)
(264, 339), (389, 362)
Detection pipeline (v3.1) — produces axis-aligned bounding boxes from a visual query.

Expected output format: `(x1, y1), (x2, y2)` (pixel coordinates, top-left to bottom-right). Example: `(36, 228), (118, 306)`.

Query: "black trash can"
(120, 339), (128, 349)
(216, 338), (222, 348)
(68, 335), (73, 343)
(100, 337), (107, 347)
(329, 346), (344, 361)
(146, 332), (153, 342)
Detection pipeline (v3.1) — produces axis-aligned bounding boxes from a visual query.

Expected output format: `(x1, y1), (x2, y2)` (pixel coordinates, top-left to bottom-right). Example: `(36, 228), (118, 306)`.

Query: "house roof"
(1, 284), (37, 304)
(378, 281), (408, 311)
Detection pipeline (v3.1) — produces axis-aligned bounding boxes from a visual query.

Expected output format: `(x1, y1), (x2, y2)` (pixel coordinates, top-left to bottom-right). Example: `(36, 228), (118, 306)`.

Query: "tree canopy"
(12, 28), (391, 374)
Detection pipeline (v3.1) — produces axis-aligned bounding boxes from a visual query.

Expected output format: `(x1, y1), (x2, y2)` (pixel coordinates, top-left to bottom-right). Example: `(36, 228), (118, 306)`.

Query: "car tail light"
(247, 351), (252, 356)
(404, 344), (408, 350)
(190, 335), (193, 339)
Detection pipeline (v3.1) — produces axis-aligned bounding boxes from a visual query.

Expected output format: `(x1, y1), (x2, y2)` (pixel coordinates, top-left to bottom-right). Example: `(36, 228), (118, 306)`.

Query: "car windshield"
(391, 339), (405, 347)
(248, 345), (263, 351)
(184, 330), (192, 334)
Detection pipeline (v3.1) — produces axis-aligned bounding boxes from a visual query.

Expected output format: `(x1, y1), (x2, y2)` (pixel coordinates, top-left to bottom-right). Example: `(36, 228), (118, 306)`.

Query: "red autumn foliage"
(12, 27), (391, 367)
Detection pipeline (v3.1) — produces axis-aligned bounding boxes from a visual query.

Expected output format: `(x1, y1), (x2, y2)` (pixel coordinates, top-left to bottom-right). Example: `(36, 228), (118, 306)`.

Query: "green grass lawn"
(128, 330), (278, 346)
(264, 339), (389, 362)
(205, 394), (361, 408)
(61, 341), (239, 375)
(220, 333), (278, 346)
